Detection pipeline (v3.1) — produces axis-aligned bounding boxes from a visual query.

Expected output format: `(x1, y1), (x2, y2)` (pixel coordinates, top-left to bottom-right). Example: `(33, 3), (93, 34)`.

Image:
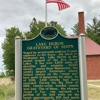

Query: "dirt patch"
(0, 77), (13, 85)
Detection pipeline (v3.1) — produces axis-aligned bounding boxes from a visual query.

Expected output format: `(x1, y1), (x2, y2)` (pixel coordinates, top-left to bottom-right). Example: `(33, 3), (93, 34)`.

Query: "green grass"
(0, 77), (100, 100)
(0, 83), (15, 100)
(88, 81), (100, 100)
(0, 76), (15, 100)
(88, 82), (100, 85)
(88, 86), (100, 100)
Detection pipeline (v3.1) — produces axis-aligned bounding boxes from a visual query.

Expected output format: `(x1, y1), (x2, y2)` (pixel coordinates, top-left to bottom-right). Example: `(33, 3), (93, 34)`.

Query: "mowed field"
(0, 77), (100, 100)
(88, 80), (100, 100)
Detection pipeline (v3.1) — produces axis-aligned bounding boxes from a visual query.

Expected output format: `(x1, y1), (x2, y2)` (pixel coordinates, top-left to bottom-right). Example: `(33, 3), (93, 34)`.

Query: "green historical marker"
(22, 27), (81, 100)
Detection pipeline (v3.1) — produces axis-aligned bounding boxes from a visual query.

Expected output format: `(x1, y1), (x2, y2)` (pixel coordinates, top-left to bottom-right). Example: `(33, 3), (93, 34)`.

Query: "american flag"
(46, 0), (70, 11)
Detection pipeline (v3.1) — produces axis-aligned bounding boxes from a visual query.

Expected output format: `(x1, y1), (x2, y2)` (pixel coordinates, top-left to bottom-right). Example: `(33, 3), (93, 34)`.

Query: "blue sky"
(0, 0), (100, 69)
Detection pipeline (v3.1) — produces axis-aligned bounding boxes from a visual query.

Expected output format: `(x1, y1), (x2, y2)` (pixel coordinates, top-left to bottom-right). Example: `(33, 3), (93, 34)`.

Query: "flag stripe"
(58, 2), (70, 10)
(46, 0), (70, 10)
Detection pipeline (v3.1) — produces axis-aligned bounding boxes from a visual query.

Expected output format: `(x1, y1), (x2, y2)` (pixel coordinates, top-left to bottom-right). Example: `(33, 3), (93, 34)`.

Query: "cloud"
(0, 0), (100, 68)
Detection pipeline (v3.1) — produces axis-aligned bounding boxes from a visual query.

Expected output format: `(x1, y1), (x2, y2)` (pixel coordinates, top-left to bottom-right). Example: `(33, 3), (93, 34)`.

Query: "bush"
(6, 70), (14, 76)
(0, 72), (5, 78)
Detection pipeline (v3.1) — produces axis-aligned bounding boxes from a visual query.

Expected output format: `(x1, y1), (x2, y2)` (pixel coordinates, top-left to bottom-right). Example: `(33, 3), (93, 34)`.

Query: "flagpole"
(45, 0), (47, 27)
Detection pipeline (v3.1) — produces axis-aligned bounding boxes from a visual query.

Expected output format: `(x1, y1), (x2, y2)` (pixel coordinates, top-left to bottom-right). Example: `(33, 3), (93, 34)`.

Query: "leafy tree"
(24, 18), (67, 39)
(24, 18), (45, 39)
(55, 23), (66, 36)
(2, 27), (24, 74)
(2, 19), (67, 74)
(49, 21), (66, 36)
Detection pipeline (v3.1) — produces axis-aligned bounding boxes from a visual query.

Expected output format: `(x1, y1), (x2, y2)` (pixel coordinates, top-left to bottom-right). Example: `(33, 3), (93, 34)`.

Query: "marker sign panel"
(22, 27), (81, 100)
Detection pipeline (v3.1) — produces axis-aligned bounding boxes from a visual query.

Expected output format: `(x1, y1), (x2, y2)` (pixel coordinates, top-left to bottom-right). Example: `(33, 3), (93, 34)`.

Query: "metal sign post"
(15, 36), (22, 100)
(79, 33), (88, 100)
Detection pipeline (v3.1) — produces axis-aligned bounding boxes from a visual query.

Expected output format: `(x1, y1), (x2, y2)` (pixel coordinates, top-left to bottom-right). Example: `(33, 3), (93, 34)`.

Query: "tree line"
(2, 17), (100, 75)
(1, 18), (66, 75)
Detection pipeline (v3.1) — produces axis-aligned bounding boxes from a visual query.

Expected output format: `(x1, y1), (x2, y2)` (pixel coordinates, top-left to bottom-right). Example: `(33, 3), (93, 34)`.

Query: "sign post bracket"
(79, 33), (88, 100)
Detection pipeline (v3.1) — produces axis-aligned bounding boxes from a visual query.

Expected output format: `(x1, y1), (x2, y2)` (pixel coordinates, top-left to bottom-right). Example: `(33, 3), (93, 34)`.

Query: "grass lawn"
(88, 86), (100, 100)
(88, 82), (100, 85)
(0, 77), (100, 100)
(88, 81), (100, 100)
(0, 77), (15, 100)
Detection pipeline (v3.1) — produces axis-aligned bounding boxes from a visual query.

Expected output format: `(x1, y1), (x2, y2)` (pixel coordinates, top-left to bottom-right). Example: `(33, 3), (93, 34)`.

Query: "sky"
(0, 0), (100, 69)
